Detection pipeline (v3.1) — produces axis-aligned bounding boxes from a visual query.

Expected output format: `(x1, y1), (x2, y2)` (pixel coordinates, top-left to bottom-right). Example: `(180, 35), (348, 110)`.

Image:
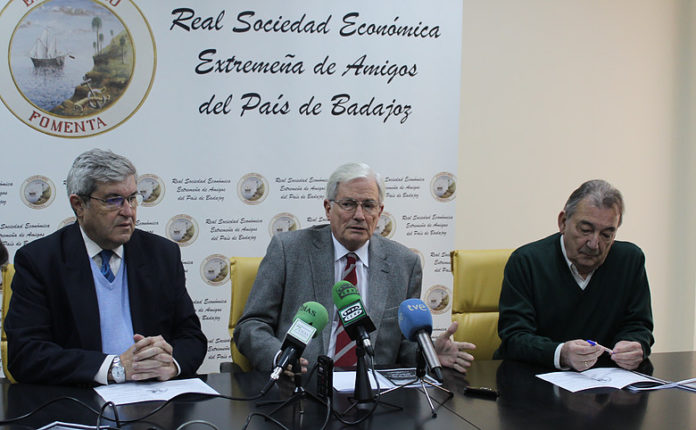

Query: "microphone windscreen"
(296, 301), (329, 336)
(332, 280), (361, 309)
(398, 298), (433, 341)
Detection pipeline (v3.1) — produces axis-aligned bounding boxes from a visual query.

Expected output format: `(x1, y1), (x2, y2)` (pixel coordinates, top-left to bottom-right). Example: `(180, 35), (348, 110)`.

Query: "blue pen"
(586, 340), (613, 355)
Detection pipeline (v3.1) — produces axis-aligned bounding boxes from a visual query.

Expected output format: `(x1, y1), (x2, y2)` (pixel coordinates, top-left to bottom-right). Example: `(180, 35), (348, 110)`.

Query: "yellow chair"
(450, 249), (513, 360)
(228, 257), (262, 372)
(1, 264), (16, 382)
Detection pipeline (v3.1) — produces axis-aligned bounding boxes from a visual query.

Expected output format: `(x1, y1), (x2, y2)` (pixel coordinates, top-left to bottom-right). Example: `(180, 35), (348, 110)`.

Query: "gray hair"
(66, 148), (137, 197)
(564, 179), (624, 226)
(326, 162), (385, 203)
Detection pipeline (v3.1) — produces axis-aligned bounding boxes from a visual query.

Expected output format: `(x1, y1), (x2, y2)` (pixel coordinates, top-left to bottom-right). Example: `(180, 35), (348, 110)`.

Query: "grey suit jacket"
(234, 224), (422, 371)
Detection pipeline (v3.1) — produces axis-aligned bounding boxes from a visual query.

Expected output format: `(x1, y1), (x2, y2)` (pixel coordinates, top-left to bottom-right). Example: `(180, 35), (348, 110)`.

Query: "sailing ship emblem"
(30, 29), (66, 69)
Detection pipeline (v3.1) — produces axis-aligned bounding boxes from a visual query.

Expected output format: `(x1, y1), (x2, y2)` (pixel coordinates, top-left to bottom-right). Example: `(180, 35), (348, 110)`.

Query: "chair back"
(1, 264), (16, 382)
(450, 249), (513, 360)
(228, 257), (262, 372)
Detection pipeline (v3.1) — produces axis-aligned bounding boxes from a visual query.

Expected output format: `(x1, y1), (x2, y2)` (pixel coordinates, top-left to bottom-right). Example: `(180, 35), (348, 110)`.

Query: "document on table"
(536, 367), (656, 393)
(94, 378), (219, 405)
(333, 368), (441, 393)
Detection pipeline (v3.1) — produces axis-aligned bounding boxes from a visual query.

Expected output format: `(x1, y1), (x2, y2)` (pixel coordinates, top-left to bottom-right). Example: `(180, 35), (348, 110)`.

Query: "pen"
(586, 340), (613, 355)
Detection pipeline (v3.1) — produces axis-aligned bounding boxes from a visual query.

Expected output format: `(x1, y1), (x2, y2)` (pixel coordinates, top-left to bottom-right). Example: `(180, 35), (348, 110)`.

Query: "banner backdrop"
(0, 0), (462, 374)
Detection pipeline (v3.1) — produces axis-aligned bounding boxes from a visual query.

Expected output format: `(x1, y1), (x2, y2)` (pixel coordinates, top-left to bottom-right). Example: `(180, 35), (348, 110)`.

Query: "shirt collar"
(331, 234), (369, 267)
(78, 224), (123, 260)
(559, 234), (593, 282)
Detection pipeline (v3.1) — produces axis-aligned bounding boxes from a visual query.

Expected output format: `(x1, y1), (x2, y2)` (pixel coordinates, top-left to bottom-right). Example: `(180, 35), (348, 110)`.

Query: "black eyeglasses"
(331, 199), (381, 214)
(87, 193), (144, 210)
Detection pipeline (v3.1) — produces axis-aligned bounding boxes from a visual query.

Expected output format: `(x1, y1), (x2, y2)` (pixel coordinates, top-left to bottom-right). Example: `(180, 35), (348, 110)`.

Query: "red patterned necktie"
(334, 253), (358, 367)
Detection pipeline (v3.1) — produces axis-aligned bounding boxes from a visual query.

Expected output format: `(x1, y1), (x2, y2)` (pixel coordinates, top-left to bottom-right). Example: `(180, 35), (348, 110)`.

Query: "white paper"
(94, 378), (219, 405)
(536, 367), (656, 393)
(332, 368), (441, 393)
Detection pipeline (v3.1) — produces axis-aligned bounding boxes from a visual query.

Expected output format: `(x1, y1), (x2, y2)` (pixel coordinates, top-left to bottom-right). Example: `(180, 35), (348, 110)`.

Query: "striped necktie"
(334, 253), (358, 367)
(99, 250), (115, 282)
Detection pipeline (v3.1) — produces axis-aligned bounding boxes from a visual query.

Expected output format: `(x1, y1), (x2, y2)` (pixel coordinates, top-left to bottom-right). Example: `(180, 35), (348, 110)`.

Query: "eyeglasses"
(87, 193), (143, 210)
(331, 199), (381, 214)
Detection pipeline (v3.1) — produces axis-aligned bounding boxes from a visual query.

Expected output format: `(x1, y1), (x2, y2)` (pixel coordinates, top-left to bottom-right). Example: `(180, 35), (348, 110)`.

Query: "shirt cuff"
(95, 354), (116, 385)
(554, 343), (564, 370)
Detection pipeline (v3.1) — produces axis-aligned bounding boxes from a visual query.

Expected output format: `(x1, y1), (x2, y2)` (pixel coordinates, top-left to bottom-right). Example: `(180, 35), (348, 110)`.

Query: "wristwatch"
(110, 357), (126, 383)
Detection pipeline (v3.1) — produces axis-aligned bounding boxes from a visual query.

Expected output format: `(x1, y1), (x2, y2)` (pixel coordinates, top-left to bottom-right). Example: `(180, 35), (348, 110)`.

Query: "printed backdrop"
(0, 0), (462, 374)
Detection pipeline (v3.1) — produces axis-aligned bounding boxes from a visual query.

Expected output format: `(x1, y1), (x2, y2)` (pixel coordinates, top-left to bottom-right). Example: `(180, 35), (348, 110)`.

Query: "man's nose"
(586, 233), (599, 249)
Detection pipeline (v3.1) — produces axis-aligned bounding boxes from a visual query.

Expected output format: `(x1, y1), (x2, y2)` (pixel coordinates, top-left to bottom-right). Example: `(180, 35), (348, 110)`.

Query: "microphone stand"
(379, 345), (453, 418)
(257, 358), (326, 417)
(338, 343), (402, 417)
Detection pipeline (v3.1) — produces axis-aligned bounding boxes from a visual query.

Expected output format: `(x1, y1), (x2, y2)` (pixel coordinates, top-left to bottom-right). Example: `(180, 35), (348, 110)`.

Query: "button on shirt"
(326, 235), (370, 361)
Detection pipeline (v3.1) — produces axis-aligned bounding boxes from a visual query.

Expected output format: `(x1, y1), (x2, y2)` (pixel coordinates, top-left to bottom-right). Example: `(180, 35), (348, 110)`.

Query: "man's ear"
(557, 211), (567, 232)
(69, 194), (85, 219)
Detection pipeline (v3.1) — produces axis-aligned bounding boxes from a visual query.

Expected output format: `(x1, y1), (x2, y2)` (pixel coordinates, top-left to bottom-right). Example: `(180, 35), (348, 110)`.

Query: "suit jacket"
(234, 224), (422, 371)
(5, 223), (206, 385)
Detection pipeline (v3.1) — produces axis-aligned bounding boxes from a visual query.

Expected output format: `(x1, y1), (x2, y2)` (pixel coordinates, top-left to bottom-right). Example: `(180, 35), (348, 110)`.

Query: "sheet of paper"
(332, 368), (440, 393)
(94, 378), (219, 405)
(536, 367), (655, 393)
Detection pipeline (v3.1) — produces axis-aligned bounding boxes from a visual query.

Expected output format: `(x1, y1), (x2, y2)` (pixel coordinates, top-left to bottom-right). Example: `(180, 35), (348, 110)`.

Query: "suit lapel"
(310, 226), (335, 354)
(367, 236), (390, 336)
(123, 231), (148, 334)
(63, 223), (102, 351)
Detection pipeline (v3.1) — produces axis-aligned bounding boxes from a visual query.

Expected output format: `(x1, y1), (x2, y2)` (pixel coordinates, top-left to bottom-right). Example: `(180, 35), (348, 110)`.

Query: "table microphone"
(398, 298), (444, 382)
(264, 301), (328, 392)
(332, 280), (376, 356)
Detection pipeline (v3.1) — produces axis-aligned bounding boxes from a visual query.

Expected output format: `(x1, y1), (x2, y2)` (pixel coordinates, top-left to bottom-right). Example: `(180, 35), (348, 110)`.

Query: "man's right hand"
(282, 357), (308, 378)
(560, 339), (604, 371)
(120, 334), (177, 381)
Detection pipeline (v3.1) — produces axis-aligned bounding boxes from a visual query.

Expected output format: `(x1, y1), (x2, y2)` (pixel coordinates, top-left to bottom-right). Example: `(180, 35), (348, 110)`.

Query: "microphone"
(398, 298), (444, 382)
(268, 301), (329, 382)
(332, 280), (376, 356)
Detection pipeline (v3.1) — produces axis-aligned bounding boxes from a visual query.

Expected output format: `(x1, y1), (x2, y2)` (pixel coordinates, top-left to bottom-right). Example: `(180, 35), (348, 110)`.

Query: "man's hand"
(120, 334), (177, 381)
(560, 340), (604, 371)
(282, 357), (308, 378)
(433, 321), (476, 373)
(611, 340), (644, 370)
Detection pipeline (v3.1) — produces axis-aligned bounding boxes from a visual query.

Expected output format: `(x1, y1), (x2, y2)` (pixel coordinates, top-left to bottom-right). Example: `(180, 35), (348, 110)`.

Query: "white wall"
(455, 0), (696, 353)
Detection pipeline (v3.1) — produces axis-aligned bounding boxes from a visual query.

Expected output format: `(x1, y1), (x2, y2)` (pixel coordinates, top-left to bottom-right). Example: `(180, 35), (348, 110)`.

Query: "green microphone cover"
(296, 301), (329, 336)
(332, 280), (360, 309)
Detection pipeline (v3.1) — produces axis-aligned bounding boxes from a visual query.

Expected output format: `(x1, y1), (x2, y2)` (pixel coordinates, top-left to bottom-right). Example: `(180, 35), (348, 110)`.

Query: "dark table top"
(0, 351), (694, 429)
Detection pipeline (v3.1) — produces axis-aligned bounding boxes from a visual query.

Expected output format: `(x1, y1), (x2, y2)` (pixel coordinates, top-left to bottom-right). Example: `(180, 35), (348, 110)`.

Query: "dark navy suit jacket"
(5, 222), (206, 385)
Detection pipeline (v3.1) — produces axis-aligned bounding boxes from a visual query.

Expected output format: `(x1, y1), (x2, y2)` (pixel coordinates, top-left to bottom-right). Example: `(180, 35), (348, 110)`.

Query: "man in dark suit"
(5, 149), (206, 385)
(235, 162), (475, 374)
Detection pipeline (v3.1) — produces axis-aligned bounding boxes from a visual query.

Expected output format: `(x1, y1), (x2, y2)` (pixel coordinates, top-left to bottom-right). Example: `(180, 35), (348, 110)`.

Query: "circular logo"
(430, 172), (456, 201)
(375, 211), (395, 238)
(0, 0), (156, 137)
(237, 173), (268, 205)
(269, 213), (300, 237)
(200, 254), (230, 287)
(137, 174), (165, 207)
(57, 216), (76, 230)
(166, 214), (198, 247)
(424, 284), (451, 314)
(20, 175), (55, 209)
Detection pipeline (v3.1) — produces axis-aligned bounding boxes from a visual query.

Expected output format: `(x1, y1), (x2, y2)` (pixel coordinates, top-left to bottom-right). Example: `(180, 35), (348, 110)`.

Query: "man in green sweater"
(495, 179), (653, 371)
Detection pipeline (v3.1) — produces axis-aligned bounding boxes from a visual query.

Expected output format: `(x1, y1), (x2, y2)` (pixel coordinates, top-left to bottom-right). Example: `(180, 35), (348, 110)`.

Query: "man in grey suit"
(235, 162), (474, 374)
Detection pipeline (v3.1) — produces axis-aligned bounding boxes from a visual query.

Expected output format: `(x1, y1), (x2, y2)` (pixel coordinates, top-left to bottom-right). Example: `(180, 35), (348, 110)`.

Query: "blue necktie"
(99, 250), (115, 282)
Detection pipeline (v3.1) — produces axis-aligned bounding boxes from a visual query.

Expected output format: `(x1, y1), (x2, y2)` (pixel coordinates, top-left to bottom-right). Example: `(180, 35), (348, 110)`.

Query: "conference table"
(0, 351), (693, 429)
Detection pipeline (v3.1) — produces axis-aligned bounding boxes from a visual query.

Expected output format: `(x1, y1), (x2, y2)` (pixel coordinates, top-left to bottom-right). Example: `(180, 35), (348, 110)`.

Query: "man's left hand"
(611, 340), (644, 370)
(433, 321), (476, 373)
(130, 334), (178, 381)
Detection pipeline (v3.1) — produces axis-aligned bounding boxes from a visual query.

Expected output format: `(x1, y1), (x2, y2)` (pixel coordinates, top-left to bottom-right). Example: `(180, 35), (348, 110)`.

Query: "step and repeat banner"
(0, 0), (462, 374)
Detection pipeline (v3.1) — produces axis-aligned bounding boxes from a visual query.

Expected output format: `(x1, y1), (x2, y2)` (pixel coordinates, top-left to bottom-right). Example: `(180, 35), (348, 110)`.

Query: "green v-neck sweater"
(495, 233), (654, 367)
